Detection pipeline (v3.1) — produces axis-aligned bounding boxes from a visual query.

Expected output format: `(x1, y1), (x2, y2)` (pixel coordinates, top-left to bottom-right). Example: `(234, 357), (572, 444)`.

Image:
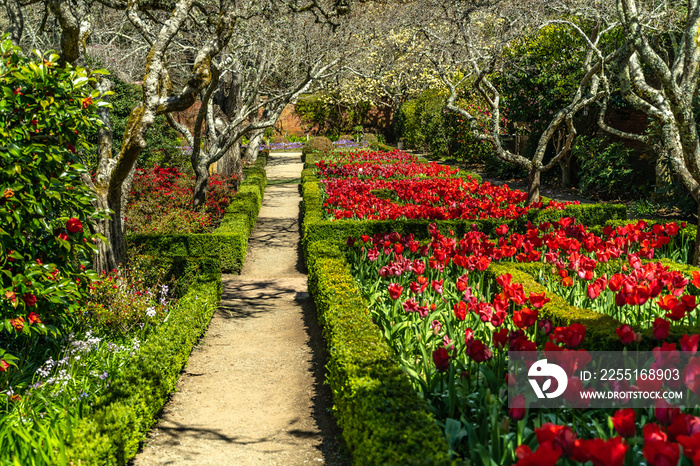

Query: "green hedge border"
(128, 154), (268, 274)
(65, 264), (222, 464)
(57, 156), (271, 463)
(306, 240), (452, 466)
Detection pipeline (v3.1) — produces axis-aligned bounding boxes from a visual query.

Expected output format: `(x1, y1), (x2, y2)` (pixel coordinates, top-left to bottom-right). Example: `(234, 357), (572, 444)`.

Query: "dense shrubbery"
(0, 37), (106, 374)
(295, 93), (373, 137)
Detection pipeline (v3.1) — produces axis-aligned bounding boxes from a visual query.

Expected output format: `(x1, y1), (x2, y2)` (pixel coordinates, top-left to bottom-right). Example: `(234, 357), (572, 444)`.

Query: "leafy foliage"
(573, 136), (636, 198)
(0, 36), (106, 370)
(497, 24), (586, 134)
(295, 93), (373, 137)
(84, 76), (185, 171)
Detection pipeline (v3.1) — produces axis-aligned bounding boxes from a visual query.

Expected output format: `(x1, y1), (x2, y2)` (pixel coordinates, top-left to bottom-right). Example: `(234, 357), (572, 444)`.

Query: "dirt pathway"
(133, 152), (344, 465)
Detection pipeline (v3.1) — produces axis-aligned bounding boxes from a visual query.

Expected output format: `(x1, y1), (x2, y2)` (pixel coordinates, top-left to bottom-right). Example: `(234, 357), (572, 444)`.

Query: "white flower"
(145, 307), (156, 318)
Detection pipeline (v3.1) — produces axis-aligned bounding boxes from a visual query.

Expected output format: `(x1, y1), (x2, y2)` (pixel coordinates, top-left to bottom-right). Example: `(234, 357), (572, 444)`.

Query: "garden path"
(133, 152), (344, 465)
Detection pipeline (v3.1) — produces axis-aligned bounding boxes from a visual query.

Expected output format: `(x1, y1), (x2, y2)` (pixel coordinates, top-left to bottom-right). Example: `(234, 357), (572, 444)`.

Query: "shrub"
(361, 133), (378, 145)
(396, 88), (450, 157)
(302, 136), (333, 158)
(0, 36), (105, 370)
(84, 76), (184, 171)
(306, 241), (452, 464)
(270, 135), (289, 144)
(574, 136), (636, 198)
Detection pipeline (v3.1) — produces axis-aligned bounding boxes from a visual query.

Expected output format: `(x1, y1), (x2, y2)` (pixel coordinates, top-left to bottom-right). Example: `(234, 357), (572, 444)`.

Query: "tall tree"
(596, 0), (700, 263)
(413, 0), (619, 204)
(165, 14), (342, 207)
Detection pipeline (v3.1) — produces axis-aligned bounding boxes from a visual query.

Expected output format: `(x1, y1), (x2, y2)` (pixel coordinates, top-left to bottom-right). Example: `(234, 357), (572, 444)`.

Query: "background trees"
(0, 0), (349, 271)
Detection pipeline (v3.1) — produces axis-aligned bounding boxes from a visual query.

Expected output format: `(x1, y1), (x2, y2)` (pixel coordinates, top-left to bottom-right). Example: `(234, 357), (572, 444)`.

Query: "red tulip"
(493, 328), (508, 349)
(453, 301), (467, 321)
(513, 308), (538, 329)
(653, 318), (670, 341)
(388, 283), (403, 300)
(643, 440), (679, 466)
(509, 394), (526, 420)
(550, 323), (586, 348)
(616, 325), (636, 345)
(528, 292), (551, 309)
(681, 334), (700, 353)
(644, 423), (668, 443)
(667, 413), (700, 440)
(611, 408), (636, 437)
(534, 423), (576, 457)
(432, 347), (450, 371)
(655, 399), (681, 426)
(573, 437), (628, 466)
(466, 339), (492, 363)
(515, 441), (562, 466)
(677, 432), (700, 460)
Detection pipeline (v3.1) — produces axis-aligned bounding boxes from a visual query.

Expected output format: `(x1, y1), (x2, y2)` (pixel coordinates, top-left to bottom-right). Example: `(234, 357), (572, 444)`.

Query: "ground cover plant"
(343, 219), (700, 464)
(125, 166), (239, 234)
(315, 149), (577, 221)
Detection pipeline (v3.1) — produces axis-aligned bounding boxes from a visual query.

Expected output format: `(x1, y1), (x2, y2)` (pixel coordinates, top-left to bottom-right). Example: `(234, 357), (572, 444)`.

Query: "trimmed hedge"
(65, 265), (222, 464)
(128, 154), (268, 273)
(306, 240), (452, 465)
(302, 136), (333, 161)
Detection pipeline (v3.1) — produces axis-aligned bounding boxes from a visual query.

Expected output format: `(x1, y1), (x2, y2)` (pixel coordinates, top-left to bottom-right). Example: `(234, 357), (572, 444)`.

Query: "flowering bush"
(316, 149), (576, 220)
(126, 166), (238, 234)
(0, 254), (177, 462)
(0, 37), (106, 371)
(80, 260), (173, 339)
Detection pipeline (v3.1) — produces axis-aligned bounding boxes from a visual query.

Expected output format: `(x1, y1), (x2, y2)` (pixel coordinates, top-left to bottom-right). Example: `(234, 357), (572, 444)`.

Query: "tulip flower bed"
(315, 149), (578, 221)
(337, 220), (700, 465)
(126, 166), (239, 234)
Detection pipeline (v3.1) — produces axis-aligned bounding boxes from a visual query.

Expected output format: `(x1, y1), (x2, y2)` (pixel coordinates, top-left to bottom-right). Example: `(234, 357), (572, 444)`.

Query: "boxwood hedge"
(129, 154), (268, 273)
(306, 240), (452, 466)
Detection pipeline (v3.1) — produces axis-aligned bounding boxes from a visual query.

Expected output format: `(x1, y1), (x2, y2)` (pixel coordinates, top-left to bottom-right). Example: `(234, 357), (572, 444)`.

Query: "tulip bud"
(416, 334), (421, 343)
(499, 416), (510, 434)
(634, 332), (643, 344)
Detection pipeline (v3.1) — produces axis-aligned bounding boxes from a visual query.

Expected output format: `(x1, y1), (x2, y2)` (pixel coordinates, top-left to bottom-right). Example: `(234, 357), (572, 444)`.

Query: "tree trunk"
(653, 153), (672, 201)
(244, 130), (264, 164)
(559, 153), (572, 188)
(213, 143), (241, 176)
(527, 167), (541, 205)
(193, 162), (209, 210)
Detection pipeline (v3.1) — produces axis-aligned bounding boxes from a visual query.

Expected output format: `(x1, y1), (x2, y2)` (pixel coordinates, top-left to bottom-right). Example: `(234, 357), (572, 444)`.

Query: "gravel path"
(133, 152), (344, 465)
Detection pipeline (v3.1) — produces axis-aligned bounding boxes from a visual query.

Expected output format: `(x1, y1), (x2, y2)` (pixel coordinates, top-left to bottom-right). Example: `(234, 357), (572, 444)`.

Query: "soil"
(132, 152), (347, 465)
